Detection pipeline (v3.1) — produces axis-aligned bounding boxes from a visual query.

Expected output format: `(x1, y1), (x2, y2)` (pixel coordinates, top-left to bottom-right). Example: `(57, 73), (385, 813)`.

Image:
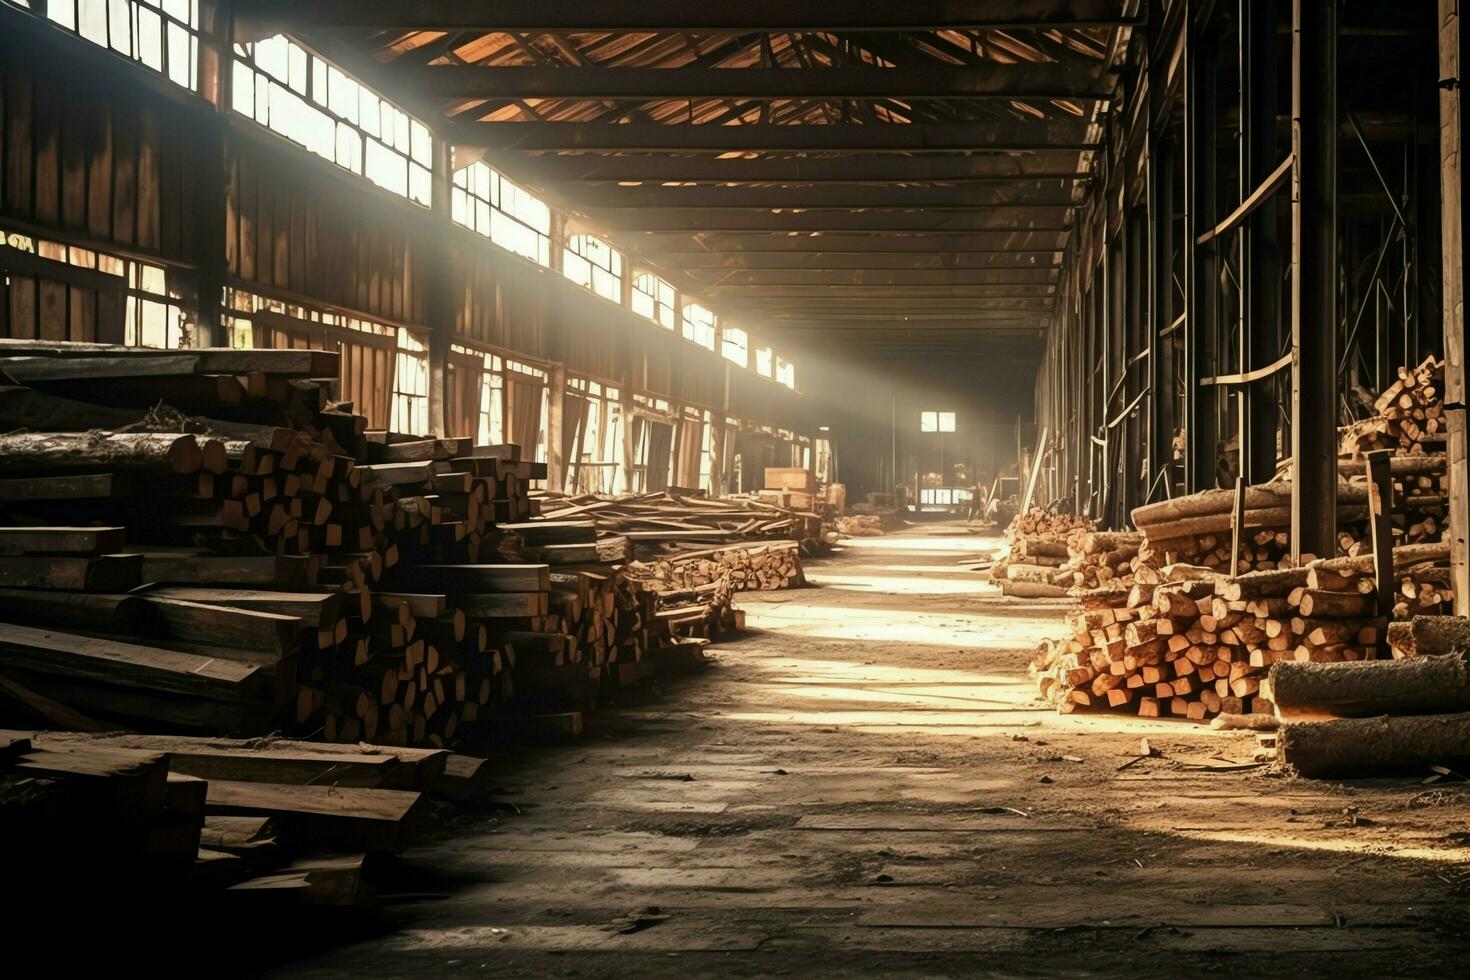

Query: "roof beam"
(633, 231), (1070, 251)
(501, 154), (1093, 184)
(393, 65), (1115, 102)
(567, 182), (1080, 210)
(459, 122), (1096, 153)
(669, 251), (1062, 270)
(595, 208), (1074, 232)
(239, 1), (1137, 33)
(694, 269), (1061, 286)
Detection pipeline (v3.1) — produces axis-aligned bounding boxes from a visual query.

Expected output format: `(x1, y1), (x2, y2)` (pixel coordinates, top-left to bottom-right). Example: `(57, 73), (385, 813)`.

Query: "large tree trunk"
(1278, 711), (1470, 777)
(1386, 615), (1470, 658)
(0, 432), (202, 473)
(1132, 484), (1369, 530)
(1002, 580), (1069, 598)
(1267, 651), (1470, 720)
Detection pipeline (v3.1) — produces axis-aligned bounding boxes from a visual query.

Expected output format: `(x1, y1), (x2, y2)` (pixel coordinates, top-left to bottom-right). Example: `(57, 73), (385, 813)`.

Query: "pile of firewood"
(1033, 554), (1386, 721)
(1059, 530), (1141, 592)
(636, 540), (804, 593)
(1340, 355), (1447, 456)
(994, 508), (1096, 597)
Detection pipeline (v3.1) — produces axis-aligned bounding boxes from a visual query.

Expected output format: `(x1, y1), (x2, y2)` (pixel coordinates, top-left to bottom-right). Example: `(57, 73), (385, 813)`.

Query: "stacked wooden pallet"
(1032, 554), (1387, 721)
(3, 728), (463, 910)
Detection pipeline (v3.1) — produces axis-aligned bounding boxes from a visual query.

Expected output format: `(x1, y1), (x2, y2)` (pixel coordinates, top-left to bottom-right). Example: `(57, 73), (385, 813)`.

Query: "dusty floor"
(288, 523), (1470, 977)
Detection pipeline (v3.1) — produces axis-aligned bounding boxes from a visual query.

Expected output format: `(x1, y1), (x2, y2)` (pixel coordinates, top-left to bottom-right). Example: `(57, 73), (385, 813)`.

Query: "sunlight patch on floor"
(808, 573), (987, 595)
(839, 535), (999, 554)
(736, 656), (1021, 687)
(741, 603), (1045, 648)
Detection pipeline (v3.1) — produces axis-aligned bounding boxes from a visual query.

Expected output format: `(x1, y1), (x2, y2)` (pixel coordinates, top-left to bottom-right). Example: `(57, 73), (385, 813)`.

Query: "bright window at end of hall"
(681, 303), (717, 351)
(38, 0), (200, 91)
(232, 35), (433, 206)
(452, 161), (551, 266)
(721, 326), (749, 367)
(632, 270), (676, 328)
(563, 233), (623, 303)
(920, 411), (956, 433)
(776, 356), (795, 390)
(756, 346), (773, 378)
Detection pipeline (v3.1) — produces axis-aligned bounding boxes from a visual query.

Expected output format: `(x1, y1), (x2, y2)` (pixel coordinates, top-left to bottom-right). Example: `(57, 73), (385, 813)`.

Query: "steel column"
(1240, 0), (1283, 483)
(1290, 0), (1339, 560)
(1184, 5), (1220, 493)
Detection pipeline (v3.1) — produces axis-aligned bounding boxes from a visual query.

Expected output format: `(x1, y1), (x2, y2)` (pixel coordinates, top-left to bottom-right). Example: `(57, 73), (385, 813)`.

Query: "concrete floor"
(290, 524), (1470, 978)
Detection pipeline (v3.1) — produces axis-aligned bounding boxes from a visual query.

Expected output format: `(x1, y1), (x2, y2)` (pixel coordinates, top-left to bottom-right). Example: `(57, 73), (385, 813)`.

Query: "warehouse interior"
(5, 0), (1470, 974)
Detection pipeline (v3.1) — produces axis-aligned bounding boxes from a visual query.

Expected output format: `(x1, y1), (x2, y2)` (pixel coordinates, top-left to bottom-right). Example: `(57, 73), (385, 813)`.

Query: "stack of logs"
(995, 508), (1096, 598)
(0, 342), (705, 747)
(1266, 615), (1470, 777)
(1059, 530), (1141, 593)
(1340, 355), (1447, 457)
(1033, 554), (1387, 721)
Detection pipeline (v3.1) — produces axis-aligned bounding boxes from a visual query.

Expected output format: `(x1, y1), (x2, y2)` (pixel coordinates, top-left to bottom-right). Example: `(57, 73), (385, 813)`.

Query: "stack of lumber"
(1032, 554), (1387, 722)
(994, 508), (1095, 598)
(1339, 355), (1447, 457)
(0, 341), (687, 747)
(632, 540), (804, 593)
(835, 514), (885, 537)
(536, 489), (827, 555)
(3, 728), (454, 909)
(1264, 617), (1470, 777)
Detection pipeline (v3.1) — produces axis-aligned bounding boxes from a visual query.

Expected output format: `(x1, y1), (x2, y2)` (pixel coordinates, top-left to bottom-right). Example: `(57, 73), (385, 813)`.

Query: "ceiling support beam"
(459, 121), (1097, 153)
(566, 183), (1080, 210)
(501, 155), (1094, 184)
(239, 0), (1138, 33)
(394, 65), (1115, 101)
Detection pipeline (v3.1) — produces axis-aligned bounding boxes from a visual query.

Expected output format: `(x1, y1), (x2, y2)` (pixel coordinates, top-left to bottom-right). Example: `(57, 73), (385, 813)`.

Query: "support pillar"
(546, 362), (566, 491)
(1148, 134), (1176, 501)
(1291, 0), (1338, 560)
(1240, 0), (1283, 483)
(1184, 5), (1219, 493)
(1439, 0), (1470, 613)
(193, 0), (232, 348)
(425, 140), (454, 437)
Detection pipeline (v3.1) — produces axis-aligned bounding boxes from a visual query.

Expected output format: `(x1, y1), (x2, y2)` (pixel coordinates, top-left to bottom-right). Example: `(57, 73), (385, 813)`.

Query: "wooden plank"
(141, 587), (342, 626)
(138, 553), (310, 588)
(203, 780), (426, 853)
(375, 592), (447, 618)
(133, 597), (300, 656)
(6, 730), (400, 788)
(406, 564), (551, 593)
(0, 554), (141, 591)
(456, 592), (550, 618)
(0, 526), (126, 555)
(0, 621), (266, 701)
